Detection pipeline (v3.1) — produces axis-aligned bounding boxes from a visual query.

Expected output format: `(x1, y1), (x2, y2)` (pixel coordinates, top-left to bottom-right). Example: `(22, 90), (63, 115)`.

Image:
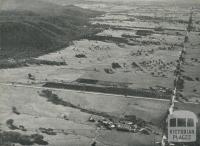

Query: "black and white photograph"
(0, 0), (200, 146)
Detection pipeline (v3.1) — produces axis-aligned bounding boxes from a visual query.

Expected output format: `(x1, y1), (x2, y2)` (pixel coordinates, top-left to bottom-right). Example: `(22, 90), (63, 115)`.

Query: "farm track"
(160, 9), (200, 146)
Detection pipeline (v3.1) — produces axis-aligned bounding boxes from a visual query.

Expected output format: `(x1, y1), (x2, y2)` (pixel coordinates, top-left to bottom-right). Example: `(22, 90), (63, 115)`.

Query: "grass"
(38, 89), (151, 124)
(39, 89), (118, 119)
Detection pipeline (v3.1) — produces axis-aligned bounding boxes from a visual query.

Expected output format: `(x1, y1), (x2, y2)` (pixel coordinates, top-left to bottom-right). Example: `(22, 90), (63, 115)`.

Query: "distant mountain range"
(0, 0), (102, 59)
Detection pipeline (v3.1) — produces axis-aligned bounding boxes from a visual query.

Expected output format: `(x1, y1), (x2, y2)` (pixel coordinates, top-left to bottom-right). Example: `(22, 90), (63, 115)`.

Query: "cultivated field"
(0, 0), (200, 146)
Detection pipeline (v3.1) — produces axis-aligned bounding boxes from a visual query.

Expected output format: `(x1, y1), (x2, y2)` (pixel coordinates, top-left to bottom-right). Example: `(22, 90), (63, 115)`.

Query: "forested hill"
(0, 0), (102, 59)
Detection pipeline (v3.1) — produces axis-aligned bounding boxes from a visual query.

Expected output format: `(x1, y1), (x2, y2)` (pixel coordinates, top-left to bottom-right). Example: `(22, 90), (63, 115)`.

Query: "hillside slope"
(0, 0), (102, 59)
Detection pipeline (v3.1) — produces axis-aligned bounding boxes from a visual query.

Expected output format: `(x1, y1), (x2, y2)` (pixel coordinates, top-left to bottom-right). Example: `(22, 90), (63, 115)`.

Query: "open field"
(0, 0), (200, 146)
(176, 32), (200, 103)
(0, 85), (168, 146)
